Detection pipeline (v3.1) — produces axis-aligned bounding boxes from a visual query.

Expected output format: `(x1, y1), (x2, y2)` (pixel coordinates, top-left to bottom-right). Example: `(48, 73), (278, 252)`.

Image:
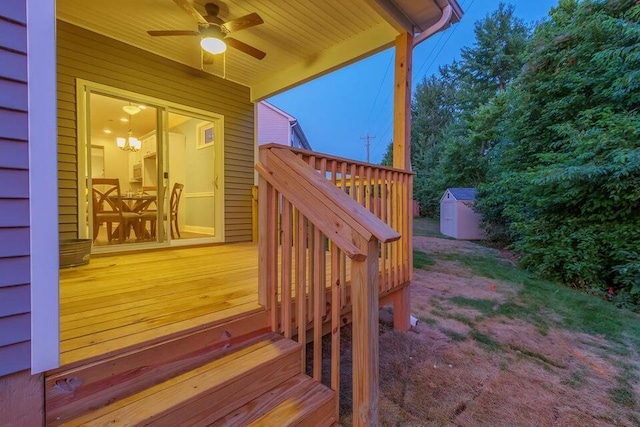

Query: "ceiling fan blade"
(222, 13), (264, 33)
(225, 37), (266, 60)
(147, 30), (200, 37)
(173, 0), (208, 25)
(205, 15), (225, 25)
(202, 51), (216, 65)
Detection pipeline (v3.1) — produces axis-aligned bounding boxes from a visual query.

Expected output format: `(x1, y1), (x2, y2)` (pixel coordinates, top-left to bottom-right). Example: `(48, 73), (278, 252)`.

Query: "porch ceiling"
(56, 0), (461, 101)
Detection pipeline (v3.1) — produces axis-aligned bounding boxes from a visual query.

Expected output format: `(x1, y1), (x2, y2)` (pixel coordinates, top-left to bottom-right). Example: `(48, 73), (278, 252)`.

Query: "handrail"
(260, 142), (415, 176)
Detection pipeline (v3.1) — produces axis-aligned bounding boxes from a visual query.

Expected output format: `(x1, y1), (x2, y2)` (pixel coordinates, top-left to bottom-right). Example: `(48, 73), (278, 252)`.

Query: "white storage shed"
(440, 188), (485, 240)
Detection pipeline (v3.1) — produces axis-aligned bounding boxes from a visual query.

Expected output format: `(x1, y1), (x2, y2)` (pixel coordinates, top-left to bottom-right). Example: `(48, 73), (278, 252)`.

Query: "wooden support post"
(393, 32), (413, 171)
(351, 233), (380, 427)
(392, 32), (413, 332)
(393, 286), (411, 332)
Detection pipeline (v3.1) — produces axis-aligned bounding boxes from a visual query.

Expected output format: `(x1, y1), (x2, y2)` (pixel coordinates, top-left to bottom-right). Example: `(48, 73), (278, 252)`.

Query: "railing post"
(257, 148), (275, 310)
(351, 232), (379, 427)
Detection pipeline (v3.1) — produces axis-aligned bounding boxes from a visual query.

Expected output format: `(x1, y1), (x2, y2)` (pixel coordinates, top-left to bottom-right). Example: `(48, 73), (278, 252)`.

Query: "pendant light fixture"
(116, 104), (142, 152)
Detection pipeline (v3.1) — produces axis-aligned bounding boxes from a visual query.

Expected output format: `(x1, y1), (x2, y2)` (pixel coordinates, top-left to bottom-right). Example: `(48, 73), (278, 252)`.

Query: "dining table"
(107, 193), (158, 241)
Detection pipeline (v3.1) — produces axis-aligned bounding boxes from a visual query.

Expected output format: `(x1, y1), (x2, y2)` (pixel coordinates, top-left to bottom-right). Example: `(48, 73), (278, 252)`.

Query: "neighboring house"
(257, 101), (312, 150)
(0, 0), (463, 425)
(440, 188), (485, 240)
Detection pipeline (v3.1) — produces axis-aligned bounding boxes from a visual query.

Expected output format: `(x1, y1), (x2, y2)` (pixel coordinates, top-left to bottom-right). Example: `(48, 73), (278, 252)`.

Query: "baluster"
(313, 227), (325, 381)
(308, 223), (315, 323)
(365, 167), (372, 212)
(281, 198), (293, 338)
(401, 173), (409, 283)
(358, 165), (365, 206)
(296, 211), (307, 373)
(350, 164), (357, 201)
(340, 162), (348, 195)
(331, 245), (341, 417)
(408, 174), (414, 281)
(393, 171), (400, 288)
(373, 168), (379, 217)
(386, 172), (393, 291)
(330, 160), (337, 186)
(269, 187), (279, 330)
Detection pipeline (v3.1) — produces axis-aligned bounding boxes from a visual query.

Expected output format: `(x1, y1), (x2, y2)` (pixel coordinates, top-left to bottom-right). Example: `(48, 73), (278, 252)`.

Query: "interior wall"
(57, 21), (255, 243)
(90, 136), (130, 190)
(170, 119), (216, 231)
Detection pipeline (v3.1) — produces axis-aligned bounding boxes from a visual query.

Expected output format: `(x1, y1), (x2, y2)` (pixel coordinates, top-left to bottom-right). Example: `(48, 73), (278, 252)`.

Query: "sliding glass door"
(79, 83), (224, 251)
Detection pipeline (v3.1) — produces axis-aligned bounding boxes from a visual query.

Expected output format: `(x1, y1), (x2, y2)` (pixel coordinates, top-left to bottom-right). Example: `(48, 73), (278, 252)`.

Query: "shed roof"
(447, 188), (477, 201)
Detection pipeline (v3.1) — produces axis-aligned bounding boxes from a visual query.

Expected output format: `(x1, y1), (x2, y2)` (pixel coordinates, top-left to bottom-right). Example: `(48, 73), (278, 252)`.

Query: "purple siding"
(0, 0), (31, 377)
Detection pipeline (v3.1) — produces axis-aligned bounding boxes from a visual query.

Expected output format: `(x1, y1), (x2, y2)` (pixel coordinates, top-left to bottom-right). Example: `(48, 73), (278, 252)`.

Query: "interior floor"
(92, 224), (214, 246)
(59, 243), (261, 365)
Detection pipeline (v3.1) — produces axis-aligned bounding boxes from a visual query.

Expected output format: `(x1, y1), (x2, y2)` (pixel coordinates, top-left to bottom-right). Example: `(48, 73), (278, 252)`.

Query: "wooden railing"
(256, 145), (401, 426)
(292, 145), (414, 291)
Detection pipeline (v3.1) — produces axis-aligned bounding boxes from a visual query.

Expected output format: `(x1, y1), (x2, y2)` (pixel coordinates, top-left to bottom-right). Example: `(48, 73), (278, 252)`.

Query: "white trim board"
(28, 0), (60, 373)
(183, 226), (215, 235)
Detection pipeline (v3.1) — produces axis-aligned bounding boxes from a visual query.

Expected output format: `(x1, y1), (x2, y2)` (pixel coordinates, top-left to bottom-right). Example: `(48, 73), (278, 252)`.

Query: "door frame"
(76, 80), (225, 251)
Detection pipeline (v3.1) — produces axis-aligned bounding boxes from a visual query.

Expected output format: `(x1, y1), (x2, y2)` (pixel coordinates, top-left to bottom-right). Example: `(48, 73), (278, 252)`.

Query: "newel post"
(257, 147), (277, 313)
(351, 233), (380, 426)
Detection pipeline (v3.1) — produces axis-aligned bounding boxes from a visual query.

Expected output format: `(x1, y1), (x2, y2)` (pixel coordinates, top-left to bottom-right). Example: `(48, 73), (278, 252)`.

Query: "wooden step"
(214, 375), (337, 427)
(60, 333), (302, 426)
(46, 310), (269, 426)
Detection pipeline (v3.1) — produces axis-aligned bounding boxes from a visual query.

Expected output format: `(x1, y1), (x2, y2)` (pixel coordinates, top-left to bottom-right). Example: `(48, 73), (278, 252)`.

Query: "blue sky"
(268, 0), (558, 164)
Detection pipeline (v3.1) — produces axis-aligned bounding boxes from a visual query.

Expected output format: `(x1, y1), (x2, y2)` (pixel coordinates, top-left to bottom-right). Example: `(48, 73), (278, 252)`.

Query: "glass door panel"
(87, 92), (162, 247)
(166, 111), (217, 242)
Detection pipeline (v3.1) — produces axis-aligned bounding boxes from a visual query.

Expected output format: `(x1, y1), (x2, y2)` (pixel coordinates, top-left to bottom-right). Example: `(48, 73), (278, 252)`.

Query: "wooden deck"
(59, 243), (262, 365)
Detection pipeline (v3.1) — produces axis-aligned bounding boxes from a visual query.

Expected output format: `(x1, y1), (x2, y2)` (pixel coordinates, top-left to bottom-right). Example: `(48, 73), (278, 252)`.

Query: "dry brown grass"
(331, 233), (640, 426)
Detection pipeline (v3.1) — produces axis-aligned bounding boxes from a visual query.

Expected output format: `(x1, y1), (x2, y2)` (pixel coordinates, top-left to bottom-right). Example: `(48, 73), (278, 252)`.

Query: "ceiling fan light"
(201, 37), (227, 55)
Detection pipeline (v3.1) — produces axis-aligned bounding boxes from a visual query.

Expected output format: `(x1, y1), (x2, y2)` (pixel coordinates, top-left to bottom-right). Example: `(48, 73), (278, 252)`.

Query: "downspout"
(413, 4), (454, 47)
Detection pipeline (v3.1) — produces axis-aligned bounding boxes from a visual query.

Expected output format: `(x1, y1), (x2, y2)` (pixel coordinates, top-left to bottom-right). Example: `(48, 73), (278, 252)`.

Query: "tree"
(478, 0), (640, 305)
(410, 3), (530, 216)
(453, 2), (530, 112)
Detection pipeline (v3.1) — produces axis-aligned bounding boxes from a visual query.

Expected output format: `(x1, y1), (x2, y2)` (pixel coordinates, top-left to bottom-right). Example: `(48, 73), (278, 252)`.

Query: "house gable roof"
(259, 101), (295, 122)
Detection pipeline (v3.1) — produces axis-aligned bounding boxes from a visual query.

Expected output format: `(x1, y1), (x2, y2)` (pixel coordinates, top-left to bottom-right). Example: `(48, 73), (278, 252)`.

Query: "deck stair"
(49, 332), (336, 426)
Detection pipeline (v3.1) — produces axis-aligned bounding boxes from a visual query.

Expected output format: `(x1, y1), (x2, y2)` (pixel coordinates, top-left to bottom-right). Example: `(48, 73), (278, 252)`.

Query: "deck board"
(59, 243), (262, 365)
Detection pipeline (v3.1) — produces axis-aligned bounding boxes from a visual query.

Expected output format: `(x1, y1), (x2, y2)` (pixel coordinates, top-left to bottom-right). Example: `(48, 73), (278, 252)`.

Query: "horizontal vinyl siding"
(0, 1), (31, 377)
(257, 102), (290, 146)
(57, 21), (255, 243)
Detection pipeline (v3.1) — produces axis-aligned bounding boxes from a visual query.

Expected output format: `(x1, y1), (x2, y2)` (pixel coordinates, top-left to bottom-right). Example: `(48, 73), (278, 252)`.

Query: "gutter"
(413, 4), (454, 47)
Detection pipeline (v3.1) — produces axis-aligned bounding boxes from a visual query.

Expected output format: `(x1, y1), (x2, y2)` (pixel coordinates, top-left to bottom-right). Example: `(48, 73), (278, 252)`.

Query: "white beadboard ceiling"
(57, 0), (458, 101)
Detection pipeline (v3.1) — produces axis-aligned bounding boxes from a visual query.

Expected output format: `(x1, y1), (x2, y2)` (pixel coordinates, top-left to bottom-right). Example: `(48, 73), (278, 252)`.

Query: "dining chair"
(139, 186), (166, 239)
(168, 183), (184, 239)
(91, 178), (140, 243)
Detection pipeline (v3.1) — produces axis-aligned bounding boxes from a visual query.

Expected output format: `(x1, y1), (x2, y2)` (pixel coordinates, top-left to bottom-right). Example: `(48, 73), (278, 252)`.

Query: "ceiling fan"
(148, 0), (266, 63)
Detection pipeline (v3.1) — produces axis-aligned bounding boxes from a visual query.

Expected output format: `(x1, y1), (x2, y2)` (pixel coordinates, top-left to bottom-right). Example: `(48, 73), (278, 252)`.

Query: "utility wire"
(362, 54), (393, 135)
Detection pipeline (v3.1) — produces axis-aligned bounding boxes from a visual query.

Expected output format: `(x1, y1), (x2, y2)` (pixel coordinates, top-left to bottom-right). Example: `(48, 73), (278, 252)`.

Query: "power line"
(362, 54), (394, 135)
(360, 134), (376, 163)
(415, 0), (476, 80)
